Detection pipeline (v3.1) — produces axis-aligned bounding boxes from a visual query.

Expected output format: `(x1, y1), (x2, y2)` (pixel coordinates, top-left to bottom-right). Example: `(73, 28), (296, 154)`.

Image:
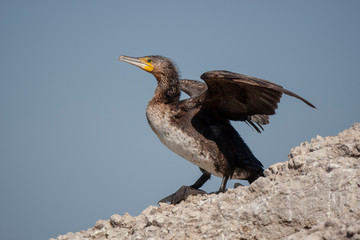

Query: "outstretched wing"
(180, 79), (207, 98)
(180, 78), (272, 133)
(199, 70), (315, 123)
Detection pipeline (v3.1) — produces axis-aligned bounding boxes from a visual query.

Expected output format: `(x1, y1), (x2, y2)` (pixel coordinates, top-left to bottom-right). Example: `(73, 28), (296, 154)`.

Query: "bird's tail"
(247, 170), (265, 184)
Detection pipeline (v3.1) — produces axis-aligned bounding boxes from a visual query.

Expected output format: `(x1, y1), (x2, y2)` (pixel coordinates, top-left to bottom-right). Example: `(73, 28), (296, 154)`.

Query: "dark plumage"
(119, 55), (316, 204)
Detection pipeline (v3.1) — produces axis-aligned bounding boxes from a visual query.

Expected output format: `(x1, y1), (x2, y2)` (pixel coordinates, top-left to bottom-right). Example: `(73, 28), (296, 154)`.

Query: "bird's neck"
(152, 71), (180, 104)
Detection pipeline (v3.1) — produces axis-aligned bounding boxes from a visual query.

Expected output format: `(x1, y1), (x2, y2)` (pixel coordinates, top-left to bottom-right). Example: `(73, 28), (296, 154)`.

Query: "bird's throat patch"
(139, 58), (154, 72)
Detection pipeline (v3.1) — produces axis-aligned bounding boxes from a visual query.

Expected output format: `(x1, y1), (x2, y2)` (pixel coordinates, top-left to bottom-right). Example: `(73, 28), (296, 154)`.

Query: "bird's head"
(119, 55), (178, 80)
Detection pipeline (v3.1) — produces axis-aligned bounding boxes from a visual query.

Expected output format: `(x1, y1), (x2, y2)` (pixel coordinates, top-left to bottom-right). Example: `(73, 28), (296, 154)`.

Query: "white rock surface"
(51, 123), (360, 240)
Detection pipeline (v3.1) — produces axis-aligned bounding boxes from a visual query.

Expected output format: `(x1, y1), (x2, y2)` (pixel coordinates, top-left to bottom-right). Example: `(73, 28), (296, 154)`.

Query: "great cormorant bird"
(119, 55), (315, 204)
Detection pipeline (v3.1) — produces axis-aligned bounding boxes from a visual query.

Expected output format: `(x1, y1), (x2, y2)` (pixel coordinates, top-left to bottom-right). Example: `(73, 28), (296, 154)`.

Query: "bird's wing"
(199, 70), (315, 122)
(180, 78), (274, 133)
(180, 79), (207, 98)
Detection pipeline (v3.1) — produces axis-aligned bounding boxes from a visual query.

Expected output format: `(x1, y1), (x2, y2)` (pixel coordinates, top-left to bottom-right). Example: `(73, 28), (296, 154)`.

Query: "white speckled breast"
(146, 102), (222, 177)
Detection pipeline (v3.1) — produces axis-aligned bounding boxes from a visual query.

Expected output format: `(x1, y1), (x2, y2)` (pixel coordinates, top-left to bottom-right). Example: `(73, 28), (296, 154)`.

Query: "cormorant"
(119, 55), (315, 204)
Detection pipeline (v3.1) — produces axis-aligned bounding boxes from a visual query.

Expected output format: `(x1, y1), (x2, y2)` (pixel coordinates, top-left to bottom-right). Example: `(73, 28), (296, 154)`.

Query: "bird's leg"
(158, 169), (210, 204)
(218, 175), (229, 193)
(190, 170), (211, 189)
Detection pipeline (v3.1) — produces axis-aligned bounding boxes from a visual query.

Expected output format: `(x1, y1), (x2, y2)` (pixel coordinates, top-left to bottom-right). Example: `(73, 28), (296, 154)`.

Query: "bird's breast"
(145, 102), (224, 177)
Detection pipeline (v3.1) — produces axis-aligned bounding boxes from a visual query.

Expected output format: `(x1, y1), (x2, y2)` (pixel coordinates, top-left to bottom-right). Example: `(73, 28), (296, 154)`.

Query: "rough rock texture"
(52, 123), (360, 240)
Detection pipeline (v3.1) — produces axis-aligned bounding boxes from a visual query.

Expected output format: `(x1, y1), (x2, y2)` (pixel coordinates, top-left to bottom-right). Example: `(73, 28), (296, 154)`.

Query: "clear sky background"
(1, 1), (359, 239)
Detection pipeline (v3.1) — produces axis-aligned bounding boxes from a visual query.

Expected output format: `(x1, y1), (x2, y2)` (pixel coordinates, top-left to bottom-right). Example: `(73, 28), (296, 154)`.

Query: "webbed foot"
(158, 186), (207, 204)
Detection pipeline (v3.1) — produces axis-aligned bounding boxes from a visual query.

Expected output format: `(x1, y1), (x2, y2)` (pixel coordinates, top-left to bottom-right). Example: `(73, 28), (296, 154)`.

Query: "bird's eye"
(147, 59), (152, 63)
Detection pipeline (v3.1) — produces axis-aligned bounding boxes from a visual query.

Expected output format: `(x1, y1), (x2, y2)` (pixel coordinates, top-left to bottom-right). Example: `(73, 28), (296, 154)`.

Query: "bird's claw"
(158, 186), (207, 204)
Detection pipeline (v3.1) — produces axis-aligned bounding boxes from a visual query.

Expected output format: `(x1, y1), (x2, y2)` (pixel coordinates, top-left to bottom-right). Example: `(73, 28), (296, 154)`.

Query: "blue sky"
(1, 1), (359, 239)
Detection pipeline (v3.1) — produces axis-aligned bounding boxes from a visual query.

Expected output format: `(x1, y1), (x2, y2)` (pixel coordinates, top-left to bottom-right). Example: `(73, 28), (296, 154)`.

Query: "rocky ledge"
(52, 123), (360, 240)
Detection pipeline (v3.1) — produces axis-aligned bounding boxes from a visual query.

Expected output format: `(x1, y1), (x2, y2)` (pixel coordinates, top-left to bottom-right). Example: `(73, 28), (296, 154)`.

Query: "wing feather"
(200, 70), (315, 120)
(179, 79), (207, 98)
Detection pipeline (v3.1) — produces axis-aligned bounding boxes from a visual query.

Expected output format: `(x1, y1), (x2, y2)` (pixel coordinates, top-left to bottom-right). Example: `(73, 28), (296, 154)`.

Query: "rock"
(52, 123), (360, 240)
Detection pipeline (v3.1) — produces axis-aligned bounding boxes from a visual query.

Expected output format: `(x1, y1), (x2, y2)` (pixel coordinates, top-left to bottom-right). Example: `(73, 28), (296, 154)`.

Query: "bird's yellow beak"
(118, 55), (154, 72)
